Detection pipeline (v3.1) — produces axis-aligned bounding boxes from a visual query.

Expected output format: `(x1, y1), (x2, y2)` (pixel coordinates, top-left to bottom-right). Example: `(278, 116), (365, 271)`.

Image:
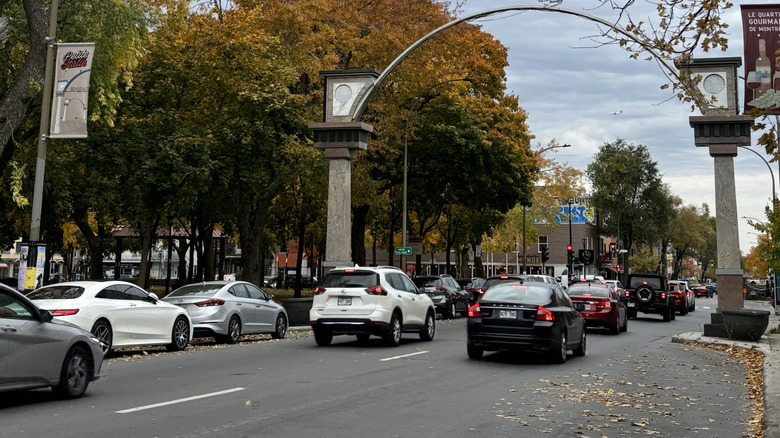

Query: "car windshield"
(27, 285), (84, 300)
(167, 284), (222, 297)
(413, 278), (442, 288)
(481, 284), (550, 305)
(567, 285), (610, 297)
(321, 271), (379, 288)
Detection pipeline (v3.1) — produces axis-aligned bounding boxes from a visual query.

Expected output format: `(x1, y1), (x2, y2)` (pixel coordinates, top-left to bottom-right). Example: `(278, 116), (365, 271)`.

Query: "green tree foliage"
(628, 246), (660, 273)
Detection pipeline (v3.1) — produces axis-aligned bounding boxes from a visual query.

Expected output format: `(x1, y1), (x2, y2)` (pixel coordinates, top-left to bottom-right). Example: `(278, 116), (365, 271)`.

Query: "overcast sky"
(454, 0), (776, 255)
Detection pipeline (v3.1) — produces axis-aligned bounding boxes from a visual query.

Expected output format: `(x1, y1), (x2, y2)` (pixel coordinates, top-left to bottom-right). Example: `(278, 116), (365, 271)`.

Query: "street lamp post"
(616, 203), (631, 283)
(568, 199), (574, 283)
(402, 77), (472, 271)
(739, 146), (776, 203)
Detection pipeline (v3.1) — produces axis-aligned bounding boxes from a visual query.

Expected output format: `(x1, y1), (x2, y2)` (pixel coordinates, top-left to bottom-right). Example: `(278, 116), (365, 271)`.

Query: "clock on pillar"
(320, 69), (380, 123)
(676, 57), (741, 116)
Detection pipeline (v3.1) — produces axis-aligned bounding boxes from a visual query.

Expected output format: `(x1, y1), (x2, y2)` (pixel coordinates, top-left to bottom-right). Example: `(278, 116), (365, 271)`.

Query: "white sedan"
(27, 281), (192, 354)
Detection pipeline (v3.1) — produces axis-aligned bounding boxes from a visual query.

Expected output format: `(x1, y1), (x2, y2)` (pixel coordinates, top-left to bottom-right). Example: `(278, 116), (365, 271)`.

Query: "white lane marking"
(380, 351), (429, 362)
(116, 387), (245, 414)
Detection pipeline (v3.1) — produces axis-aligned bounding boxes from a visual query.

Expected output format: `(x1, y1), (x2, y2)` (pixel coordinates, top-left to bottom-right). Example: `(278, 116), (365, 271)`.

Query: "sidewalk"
(672, 299), (780, 437)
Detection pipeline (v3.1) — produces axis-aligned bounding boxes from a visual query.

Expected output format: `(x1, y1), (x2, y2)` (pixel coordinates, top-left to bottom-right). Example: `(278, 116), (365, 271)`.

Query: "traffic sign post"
(395, 247), (412, 256)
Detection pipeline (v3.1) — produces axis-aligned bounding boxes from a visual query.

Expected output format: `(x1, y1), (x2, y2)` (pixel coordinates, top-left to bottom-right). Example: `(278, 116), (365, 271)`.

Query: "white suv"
(309, 266), (436, 347)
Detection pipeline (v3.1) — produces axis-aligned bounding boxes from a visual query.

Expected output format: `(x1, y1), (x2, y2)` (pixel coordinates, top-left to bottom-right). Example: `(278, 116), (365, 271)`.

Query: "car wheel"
(679, 304), (687, 316)
(356, 333), (371, 343)
(621, 314), (629, 332)
(53, 345), (92, 399)
(220, 316), (241, 344)
(689, 299), (695, 312)
(573, 330), (586, 357)
(420, 311), (435, 342)
(610, 320), (620, 335)
(271, 313), (287, 339)
(313, 328), (333, 346)
(467, 344), (483, 360)
(448, 301), (457, 319)
(167, 316), (190, 351)
(663, 304), (672, 322)
(91, 320), (112, 354)
(628, 308), (637, 319)
(550, 331), (568, 363)
(384, 313), (402, 347)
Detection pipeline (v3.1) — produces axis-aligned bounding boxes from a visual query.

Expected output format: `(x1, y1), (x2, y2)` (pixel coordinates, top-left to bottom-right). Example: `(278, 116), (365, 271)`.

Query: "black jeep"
(625, 273), (675, 322)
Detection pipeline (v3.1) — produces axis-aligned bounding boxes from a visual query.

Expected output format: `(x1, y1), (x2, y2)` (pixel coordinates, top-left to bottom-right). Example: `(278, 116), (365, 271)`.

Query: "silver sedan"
(0, 284), (104, 398)
(162, 281), (288, 343)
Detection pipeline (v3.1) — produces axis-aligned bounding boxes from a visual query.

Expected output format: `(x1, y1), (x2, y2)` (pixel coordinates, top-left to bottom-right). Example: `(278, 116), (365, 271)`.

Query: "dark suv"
(625, 273), (675, 322)
(413, 274), (470, 319)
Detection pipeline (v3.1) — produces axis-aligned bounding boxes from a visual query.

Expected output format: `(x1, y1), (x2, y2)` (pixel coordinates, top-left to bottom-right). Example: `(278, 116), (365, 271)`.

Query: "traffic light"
(566, 245), (573, 265)
(616, 263), (621, 273)
(609, 242), (616, 257)
(541, 246), (550, 263)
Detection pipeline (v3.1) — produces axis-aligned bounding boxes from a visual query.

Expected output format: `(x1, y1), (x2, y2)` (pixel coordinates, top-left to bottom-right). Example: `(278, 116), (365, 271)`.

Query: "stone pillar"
(309, 122), (373, 267)
(710, 144), (744, 309)
(690, 115), (753, 311)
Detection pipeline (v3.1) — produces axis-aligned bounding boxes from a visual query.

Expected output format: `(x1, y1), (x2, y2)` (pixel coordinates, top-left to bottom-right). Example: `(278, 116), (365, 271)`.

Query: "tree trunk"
(234, 180), (282, 286)
(352, 204), (369, 266)
(0, 0), (49, 174)
(74, 213), (104, 281)
(294, 217), (305, 298)
(136, 216), (159, 290)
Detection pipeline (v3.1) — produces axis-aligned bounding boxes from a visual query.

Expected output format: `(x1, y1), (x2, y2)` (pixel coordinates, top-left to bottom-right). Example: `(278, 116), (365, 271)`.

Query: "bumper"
(580, 311), (617, 327)
(467, 321), (557, 352)
(310, 319), (392, 336)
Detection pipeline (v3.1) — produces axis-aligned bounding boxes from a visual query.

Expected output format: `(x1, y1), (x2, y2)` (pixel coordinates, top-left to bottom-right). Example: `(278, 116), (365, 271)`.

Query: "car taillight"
(51, 309), (79, 316)
(436, 286), (447, 291)
(468, 303), (481, 317)
(478, 288), (486, 295)
(624, 290), (630, 298)
(365, 286), (388, 296)
(536, 306), (554, 321)
(598, 301), (612, 309)
(660, 292), (666, 300)
(313, 286), (326, 295)
(195, 299), (225, 307)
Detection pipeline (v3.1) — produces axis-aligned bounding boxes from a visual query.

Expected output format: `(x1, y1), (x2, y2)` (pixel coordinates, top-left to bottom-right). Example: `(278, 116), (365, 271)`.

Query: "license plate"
(337, 297), (352, 306)
(499, 309), (516, 319)
(576, 303), (589, 311)
(627, 302), (636, 307)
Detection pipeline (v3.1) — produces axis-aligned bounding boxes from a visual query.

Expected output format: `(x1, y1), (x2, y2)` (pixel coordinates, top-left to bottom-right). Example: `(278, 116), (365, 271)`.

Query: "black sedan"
(466, 282), (586, 363)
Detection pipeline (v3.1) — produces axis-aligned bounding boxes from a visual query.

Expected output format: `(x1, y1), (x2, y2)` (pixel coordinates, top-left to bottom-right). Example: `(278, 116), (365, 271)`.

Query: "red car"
(567, 282), (628, 334)
(667, 282), (688, 315)
(691, 284), (712, 298)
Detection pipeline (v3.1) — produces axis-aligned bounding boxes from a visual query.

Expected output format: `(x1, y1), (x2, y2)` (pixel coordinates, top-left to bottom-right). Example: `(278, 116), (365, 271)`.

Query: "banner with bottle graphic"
(741, 5), (780, 113)
(49, 42), (95, 138)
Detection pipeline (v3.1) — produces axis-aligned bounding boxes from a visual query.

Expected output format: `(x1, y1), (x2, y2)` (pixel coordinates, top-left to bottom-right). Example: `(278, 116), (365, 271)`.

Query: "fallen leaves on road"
(685, 341), (765, 438)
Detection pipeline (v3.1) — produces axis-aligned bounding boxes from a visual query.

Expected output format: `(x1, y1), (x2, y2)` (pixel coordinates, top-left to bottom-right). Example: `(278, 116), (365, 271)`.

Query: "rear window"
(321, 271), (379, 288)
(413, 278), (442, 288)
(629, 277), (664, 290)
(27, 286), (85, 300)
(168, 284), (222, 297)
(567, 285), (610, 297)
(481, 284), (550, 305)
(483, 277), (525, 290)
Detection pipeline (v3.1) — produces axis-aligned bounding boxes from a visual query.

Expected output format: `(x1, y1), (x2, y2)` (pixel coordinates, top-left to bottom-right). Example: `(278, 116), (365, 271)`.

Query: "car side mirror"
(40, 309), (54, 323)
(147, 292), (159, 303)
(266, 293), (274, 301)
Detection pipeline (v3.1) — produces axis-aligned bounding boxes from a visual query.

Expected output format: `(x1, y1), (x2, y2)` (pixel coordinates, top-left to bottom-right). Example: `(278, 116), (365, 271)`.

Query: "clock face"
(331, 82), (364, 117)
(703, 73), (725, 94)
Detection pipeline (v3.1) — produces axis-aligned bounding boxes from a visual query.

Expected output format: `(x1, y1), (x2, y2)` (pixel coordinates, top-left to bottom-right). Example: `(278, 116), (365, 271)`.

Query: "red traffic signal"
(616, 264), (621, 272)
(566, 245), (572, 251)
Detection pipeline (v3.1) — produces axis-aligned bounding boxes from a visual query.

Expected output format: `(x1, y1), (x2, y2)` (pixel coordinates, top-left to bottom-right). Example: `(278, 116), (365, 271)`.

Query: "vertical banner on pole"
(741, 5), (780, 113)
(17, 243), (28, 291)
(49, 42), (95, 138)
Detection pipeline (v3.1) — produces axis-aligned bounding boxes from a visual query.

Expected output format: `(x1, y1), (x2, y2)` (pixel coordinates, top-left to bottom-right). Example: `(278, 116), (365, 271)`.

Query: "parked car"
(27, 281), (193, 354)
(567, 282), (628, 334)
(0, 283), (104, 398)
(413, 274), (469, 319)
(162, 281), (288, 344)
(666, 281), (688, 316)
(456, 277), (486, 304)
(466, 282), (586, 363)
(309, 266), (436, 347)
(625, 273), (675, 322)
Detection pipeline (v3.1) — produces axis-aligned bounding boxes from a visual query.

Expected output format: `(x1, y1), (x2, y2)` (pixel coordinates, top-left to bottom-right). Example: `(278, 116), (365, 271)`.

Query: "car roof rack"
(375, 265), (404, 271)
